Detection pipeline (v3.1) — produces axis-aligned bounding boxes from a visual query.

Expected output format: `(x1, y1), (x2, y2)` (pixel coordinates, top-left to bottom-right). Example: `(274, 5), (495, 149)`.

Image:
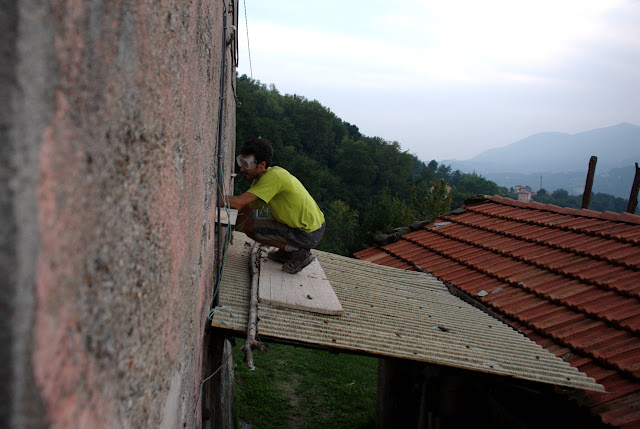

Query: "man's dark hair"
(240, 138), (274, 168)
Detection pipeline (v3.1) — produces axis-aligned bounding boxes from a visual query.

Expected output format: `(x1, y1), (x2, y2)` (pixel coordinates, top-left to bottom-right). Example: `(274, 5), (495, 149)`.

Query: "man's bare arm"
(234, 205), (254, 228)
(226, 192), (259, 209)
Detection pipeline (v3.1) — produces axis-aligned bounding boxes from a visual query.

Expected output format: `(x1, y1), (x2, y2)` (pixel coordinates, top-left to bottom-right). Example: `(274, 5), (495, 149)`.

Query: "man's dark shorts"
(252, 218), (325, 249)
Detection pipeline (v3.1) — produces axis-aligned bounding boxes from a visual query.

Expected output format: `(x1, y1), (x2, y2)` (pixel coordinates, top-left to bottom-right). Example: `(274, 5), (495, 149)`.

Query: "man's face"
(237, 154), (261, 181)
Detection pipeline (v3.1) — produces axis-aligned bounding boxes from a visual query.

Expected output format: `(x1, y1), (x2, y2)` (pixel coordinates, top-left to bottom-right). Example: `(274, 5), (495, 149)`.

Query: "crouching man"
(227, 138), (326, 274)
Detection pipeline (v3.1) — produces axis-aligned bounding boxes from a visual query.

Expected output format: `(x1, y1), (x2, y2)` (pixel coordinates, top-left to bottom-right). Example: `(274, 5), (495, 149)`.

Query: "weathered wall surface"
(1, 0), (236, 427)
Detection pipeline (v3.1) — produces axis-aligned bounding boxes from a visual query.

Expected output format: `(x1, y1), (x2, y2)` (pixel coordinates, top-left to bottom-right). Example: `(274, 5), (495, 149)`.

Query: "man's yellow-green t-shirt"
(247, 166), (325, 233)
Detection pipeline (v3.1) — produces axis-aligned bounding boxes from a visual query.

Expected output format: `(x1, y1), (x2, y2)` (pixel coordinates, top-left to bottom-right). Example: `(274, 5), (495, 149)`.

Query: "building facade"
(1, 1), (237, 427)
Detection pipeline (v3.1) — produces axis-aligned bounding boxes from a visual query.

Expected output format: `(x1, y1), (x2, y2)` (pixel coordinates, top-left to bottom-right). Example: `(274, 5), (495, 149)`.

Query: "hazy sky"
(236, 0), (640, 162)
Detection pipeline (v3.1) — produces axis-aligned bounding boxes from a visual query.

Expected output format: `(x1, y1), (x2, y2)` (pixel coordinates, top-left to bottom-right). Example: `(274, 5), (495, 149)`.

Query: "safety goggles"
(236, 154), (258, 170)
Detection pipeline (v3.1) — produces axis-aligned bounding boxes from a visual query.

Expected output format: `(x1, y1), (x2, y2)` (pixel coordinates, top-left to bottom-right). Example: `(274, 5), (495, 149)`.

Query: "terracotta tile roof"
(355, 195), (640, 429)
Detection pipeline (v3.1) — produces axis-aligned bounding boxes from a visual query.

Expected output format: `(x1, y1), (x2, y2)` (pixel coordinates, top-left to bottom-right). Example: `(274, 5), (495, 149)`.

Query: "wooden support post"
(581, 156), (597, 209)
(628, 162), (640, 214)
(206, 334), (234, 429)
(242, 243), (267, 369)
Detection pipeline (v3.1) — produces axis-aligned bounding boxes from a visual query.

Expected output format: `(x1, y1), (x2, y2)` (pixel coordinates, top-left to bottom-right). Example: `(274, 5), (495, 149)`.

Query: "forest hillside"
(234, 75), (636, 255)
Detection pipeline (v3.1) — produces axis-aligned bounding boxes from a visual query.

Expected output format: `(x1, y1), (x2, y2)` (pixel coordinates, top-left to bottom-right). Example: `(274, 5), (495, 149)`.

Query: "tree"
(334, 139), (378, 188)
(449, 173), (501, 208)
(317, 200), (363, 256)
(436, 164), (452, 178)
(370, 140), (414, 200)
(362, 188), (415, 239)
(412, 179), (452, 222)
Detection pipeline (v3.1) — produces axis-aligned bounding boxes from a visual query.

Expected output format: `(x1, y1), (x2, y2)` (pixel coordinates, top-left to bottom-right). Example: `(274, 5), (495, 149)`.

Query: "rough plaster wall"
(2, 1), (54, 427)
(2, 0), (236, 427)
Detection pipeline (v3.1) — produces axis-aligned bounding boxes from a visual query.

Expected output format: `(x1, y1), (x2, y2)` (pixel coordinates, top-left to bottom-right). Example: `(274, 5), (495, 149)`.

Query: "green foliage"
(334, 139), (378, 188)
(533, 188), (574, 208)
(591, 193), (637, 213)
(236, 74), (437, 252)
(532, 189), (637, 213)
(316, 200), (364, 256)
(412, 179), (452, 222)
(370, 140), (415, 199)
(448, 172), (503, 208)
(362, 188), (416, 240)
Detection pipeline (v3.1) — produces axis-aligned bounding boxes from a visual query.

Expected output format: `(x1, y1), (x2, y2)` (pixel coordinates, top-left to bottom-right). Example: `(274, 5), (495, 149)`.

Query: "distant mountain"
(444, 123), (640, 198)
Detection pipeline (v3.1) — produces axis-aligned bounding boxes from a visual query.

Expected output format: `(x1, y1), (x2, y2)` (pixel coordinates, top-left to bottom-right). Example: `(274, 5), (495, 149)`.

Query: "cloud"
(237, 0), (640, 161)
(243, 0), (638, 90)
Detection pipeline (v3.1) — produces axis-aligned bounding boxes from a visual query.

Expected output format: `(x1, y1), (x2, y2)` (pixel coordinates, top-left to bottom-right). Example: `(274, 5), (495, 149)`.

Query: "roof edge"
(483, 195), (640, 225)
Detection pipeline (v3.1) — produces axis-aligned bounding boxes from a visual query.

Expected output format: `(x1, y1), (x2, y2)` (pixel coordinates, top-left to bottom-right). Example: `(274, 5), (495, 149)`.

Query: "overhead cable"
(243, 0), (253, 78)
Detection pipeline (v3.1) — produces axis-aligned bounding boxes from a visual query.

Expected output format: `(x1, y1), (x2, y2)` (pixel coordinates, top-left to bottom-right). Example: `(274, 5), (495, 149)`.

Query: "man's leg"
(244, 217), (287, 249)
(281, 222), (326, 274)
(244, 218), (299, 264)
(245, 218), (325, 274)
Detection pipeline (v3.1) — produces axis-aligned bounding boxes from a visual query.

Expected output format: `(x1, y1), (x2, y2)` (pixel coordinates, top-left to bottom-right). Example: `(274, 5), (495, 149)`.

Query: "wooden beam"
(242, 243), (267, 369)
(627, 162), (640, 214)
(581, 156), (597, 209)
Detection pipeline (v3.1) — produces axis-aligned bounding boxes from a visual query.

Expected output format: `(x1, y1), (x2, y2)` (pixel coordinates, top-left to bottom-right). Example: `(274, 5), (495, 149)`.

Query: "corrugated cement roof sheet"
(211, 233), (603, 392)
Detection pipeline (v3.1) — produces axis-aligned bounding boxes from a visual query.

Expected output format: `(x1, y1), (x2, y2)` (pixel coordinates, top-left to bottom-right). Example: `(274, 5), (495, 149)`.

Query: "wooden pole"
(581, 156), (597, 209)
(243, 243), (267, 369)
(627, 162), (640, 214)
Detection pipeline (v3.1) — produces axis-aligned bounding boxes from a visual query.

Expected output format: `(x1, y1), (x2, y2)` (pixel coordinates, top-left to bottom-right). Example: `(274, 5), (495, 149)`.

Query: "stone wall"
(1, 1), (237, 427)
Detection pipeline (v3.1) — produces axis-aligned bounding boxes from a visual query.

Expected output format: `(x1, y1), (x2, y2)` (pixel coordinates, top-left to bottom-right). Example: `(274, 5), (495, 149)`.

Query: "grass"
(233, 339), (377, 429)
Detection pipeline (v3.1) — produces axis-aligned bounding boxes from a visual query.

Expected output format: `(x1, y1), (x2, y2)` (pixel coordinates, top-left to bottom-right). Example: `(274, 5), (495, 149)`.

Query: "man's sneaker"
(282, 248), (315, 274)
(267, 248), (293, 264)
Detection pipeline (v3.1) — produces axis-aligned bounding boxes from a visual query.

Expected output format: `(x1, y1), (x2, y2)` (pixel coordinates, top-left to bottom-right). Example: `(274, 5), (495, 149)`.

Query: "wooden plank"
(258, 252), (343, 316)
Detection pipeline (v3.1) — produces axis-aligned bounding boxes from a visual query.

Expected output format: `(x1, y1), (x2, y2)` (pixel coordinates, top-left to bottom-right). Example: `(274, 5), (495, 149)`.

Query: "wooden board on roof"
(258, 250), (343, 316)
